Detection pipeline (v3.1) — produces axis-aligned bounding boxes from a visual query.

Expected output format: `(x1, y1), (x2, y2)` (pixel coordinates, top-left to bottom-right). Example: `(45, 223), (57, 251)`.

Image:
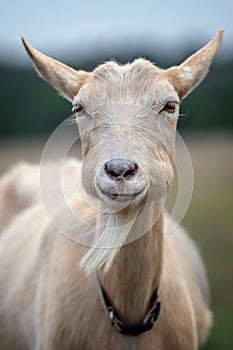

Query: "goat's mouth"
(97, 186), (146, 204)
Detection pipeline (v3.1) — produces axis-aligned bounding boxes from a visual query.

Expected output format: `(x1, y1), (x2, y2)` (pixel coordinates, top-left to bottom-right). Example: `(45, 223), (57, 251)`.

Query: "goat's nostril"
(104, 159), (138, 180)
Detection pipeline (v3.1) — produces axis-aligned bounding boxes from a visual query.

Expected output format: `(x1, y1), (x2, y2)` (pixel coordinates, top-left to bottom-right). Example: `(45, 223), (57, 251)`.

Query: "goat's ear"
(22, 37), (91, 101)
(164, 29), (224, 100)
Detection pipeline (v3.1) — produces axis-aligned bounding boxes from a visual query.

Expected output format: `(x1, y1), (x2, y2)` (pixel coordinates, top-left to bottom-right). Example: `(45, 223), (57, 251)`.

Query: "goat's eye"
(160, 102), (177, 114)
(73, 105), (85, 116)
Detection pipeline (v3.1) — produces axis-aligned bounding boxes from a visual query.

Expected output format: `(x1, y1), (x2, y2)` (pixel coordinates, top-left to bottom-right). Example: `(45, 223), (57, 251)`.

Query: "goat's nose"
(104, 158), (138, 180)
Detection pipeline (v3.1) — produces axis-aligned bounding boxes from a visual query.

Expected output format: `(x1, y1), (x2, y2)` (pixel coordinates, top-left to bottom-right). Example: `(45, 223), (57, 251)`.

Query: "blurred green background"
(0, 0), (233, 348)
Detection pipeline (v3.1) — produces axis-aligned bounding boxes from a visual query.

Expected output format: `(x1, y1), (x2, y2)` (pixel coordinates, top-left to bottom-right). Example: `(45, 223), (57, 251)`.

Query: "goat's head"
(22, 31), (223, 213)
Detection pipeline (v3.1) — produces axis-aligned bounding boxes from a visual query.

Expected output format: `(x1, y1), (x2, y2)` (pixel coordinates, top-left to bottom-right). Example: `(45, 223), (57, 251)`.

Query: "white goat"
(0, 30), (223, 349)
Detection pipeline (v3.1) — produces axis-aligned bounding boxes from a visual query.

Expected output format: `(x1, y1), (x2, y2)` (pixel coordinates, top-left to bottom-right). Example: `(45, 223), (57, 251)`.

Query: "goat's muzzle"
(104, 158), (138, 181)
(95, 158), (147, 206)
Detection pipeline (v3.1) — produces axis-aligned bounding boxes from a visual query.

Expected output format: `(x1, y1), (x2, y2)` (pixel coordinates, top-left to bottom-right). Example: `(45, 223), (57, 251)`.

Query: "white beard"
(79, 209), (139, 275)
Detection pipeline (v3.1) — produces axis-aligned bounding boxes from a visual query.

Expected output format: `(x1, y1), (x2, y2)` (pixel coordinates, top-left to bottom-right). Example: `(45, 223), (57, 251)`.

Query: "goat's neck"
(100, 199), (164, 324)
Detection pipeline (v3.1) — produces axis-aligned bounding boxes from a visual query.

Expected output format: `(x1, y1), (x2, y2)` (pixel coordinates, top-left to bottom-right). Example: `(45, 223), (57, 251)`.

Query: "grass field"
(0, 133), (233, 349)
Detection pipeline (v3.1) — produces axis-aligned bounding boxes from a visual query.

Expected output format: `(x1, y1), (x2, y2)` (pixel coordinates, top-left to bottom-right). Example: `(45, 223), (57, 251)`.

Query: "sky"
(0, 0), (232, 65)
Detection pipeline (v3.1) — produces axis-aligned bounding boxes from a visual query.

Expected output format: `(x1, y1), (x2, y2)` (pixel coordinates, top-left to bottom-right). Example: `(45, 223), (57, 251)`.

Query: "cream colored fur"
(0, 30), (223, 349)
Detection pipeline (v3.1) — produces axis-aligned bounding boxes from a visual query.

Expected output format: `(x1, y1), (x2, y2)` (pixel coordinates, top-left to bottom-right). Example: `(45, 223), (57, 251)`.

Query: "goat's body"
(0, 162), (211, 350)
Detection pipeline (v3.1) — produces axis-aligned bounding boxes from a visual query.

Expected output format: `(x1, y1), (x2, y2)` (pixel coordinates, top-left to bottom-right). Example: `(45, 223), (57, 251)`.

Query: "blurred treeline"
(0, 46), (233, 137)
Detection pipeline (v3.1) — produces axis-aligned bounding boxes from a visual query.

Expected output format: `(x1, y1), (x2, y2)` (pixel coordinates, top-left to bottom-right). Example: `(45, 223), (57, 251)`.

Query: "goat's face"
(74, 60), (178, 208)
(22, 30), (223, 211)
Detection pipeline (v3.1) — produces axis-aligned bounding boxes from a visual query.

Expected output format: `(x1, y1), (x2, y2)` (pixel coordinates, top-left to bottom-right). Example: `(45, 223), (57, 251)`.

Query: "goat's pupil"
(165, 103), (175, 113)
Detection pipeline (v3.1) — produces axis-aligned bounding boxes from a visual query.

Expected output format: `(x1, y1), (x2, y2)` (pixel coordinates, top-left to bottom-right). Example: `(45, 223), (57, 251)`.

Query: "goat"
(0, 30), (223, 349)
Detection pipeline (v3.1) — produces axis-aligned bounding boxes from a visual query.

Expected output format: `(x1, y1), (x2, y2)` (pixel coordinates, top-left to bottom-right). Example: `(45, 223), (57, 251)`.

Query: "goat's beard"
(79, 208), (141, 275)
(78, 194), (164, 275)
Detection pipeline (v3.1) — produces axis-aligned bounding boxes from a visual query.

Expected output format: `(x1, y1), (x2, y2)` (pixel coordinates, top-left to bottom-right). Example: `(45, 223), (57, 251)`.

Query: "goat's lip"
(97, 187), (144, 203)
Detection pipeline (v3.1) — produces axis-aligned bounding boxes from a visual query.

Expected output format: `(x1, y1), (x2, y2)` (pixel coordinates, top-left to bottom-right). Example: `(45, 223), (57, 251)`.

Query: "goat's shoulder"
(0, 162), (41, 231)
(0, 158), (84, 232)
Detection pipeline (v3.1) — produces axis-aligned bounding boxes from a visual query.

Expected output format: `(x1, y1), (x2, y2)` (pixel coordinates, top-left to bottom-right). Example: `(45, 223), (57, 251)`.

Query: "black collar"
(95, 271), (161, 336)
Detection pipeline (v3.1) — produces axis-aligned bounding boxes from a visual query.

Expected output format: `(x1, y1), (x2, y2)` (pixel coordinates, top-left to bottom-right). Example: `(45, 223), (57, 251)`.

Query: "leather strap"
(95, 270), (161, 336)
